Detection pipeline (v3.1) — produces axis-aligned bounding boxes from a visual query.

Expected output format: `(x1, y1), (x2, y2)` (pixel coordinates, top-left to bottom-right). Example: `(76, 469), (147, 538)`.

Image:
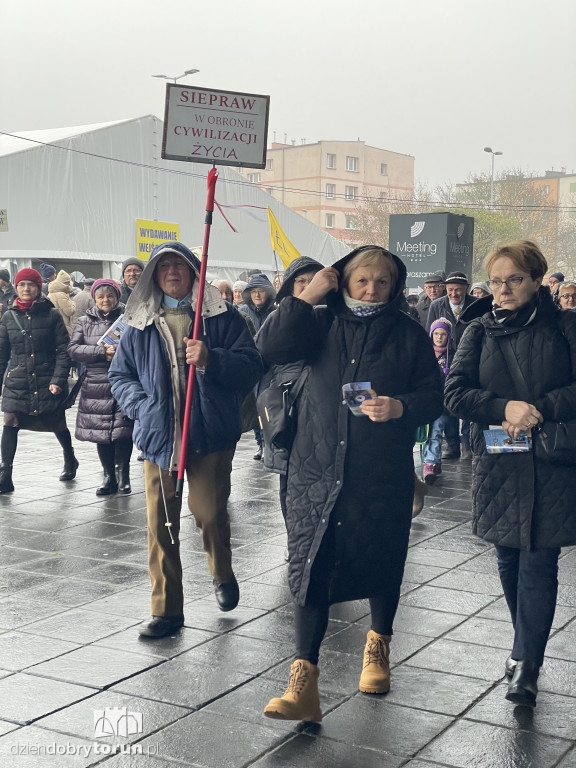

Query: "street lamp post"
(484, 147), (503, 208)
(152, 68), (200, 83)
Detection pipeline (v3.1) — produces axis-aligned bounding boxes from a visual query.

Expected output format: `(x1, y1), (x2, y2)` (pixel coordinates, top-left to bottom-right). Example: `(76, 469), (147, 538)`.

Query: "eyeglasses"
(124, 269), (142, 275)
(488, 277), (525, 290)
(560, 293), (576, 301)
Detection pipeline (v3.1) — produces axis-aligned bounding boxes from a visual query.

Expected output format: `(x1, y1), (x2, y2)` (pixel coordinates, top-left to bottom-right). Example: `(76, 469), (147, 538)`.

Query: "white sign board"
(0, 210), (7, 232)
(161, 84), (269, 169)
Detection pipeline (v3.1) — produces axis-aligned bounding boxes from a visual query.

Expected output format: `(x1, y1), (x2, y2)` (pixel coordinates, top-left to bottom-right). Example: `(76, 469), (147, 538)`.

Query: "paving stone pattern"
(0, 423), (575, 766)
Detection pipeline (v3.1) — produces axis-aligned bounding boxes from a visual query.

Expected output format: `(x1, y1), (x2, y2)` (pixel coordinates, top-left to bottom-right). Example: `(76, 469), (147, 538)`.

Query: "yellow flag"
(267, 207), (301, 269)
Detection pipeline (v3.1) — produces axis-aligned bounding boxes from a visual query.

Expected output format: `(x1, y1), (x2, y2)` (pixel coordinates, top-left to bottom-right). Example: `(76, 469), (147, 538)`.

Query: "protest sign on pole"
(161, 84), (269, 168)
(161, 83), (269, 496)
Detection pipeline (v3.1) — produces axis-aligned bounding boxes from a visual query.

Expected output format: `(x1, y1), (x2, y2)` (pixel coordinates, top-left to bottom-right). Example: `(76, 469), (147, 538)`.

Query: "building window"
(248, 172), (261, 183)
(345, 186), (358, 201)
(379, 190), (388, 200)
(266, 188), (274, 197)
(345, 215), (356, 230)
(346, 156), (359, 172)
(325, 213), (335, 228)
(380, 163), (388, 175)
(266, 159), (274, 171)
(326, 184), (336, 199)
(541, 184), (550, 195)
(326, 153), (336, 169)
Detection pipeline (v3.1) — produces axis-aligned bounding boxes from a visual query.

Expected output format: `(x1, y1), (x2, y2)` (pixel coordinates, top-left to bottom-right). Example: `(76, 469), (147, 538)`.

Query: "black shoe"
(117, 464), (131, 494)
(0, 464), (14, 494)
(214, 574), (239, 612)
(461, 443), (472, 460)
(138, 615), (184, 638)
(137, 452), (145, 461)
(442, 445), (461, 460)
(505, 655), (517, 678)
(505, 660), (539, 707)
(96, 473), (119, 496)
(59, 453), (79, 481)
(253, 445), (263, 461)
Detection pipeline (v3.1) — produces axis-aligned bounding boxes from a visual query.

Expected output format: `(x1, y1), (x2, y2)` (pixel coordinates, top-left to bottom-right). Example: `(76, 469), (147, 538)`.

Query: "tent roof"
(0, 115), (349, 274)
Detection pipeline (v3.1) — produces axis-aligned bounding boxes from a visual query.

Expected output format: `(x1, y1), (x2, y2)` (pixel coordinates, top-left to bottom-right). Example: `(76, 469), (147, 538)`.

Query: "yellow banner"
(267, 207), (301, 269)
(136, 219), (180, 262)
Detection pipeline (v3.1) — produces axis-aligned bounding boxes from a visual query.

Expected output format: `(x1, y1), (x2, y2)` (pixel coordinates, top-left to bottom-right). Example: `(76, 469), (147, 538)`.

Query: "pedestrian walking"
(68, 279), (134, 496)
(257, 245), (443, 722)
(445, 239), (576, 707)
(109, 242), (263, 638)
(0, 268), (77, 494)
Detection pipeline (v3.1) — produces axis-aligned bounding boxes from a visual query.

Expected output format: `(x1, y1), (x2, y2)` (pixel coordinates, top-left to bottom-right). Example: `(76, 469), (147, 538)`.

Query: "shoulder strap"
(496, 337), (533, 402)
(9, 311), (28, 336)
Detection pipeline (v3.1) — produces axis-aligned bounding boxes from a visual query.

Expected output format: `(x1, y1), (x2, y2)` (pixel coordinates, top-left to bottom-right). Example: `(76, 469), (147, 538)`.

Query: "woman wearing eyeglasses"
(445, 240), (576, 708)
(555, 281), (576, 311)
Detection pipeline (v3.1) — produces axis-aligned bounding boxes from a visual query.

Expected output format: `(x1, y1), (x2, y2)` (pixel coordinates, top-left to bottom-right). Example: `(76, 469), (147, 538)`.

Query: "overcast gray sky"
(2, 0), (574, 188)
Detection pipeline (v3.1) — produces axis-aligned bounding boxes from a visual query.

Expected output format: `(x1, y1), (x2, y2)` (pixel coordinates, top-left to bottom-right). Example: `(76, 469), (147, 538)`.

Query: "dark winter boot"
(117, 464), (131, 495)
(0, 464), (14, 494)
(59, 450), (79, 481)
(97, 473), (119, 496)
(96, 444), (118, 496)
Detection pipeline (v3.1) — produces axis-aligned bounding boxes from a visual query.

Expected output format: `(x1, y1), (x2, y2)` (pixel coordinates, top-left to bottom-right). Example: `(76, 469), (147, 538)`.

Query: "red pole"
(175, 166), (218, 498)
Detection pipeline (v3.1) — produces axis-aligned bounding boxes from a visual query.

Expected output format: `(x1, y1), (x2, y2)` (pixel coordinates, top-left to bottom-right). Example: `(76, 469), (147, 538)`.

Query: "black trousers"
(294, 520), (402, 666)
(495, 544), (560, 666)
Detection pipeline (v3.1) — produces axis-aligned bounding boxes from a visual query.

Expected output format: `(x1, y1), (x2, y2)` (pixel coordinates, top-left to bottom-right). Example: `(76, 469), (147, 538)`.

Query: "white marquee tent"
(0, 115), (348, 280)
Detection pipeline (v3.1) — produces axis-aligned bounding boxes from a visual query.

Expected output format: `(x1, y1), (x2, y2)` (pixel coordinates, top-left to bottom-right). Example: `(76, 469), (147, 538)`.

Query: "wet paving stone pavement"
(0, 421), (575, 766)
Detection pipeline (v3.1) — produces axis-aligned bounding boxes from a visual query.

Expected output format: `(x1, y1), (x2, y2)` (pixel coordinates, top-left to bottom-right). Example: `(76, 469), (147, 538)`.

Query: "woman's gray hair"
(342, 248), (398, 293)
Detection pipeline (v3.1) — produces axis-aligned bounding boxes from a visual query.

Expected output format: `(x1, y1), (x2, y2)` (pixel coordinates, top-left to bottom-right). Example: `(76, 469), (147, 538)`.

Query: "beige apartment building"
(237, 140), (414, 241)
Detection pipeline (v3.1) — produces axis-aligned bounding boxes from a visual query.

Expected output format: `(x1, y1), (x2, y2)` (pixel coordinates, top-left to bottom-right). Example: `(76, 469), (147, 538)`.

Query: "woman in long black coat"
(257, 246), (443, 722)
(68, 279), (133, 495)
(445, 240), (576, 708)
(0, 268), (77, 494)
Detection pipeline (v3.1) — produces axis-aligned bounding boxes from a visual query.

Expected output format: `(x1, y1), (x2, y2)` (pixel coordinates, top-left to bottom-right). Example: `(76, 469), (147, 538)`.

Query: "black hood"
(276, 256), (324, 302)
(327, 245), (407, 314)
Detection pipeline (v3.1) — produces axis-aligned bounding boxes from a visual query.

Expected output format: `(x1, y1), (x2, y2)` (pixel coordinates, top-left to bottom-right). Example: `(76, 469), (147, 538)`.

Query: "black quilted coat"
(257, 248), (443, 606)
(68, 305), (133, 444)
(0, 298), (70, 415)
(445, 288), (576, 550)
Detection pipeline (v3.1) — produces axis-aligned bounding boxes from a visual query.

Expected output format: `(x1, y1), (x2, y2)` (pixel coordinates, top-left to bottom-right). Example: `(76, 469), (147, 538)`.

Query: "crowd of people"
(0, 239), (574, 717)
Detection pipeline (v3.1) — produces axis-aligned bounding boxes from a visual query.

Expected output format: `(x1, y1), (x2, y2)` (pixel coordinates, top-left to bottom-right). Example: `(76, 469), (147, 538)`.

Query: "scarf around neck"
(14, 297), (35, 311)
(343, 289), (387, 317)
(492, 293), (538, 327)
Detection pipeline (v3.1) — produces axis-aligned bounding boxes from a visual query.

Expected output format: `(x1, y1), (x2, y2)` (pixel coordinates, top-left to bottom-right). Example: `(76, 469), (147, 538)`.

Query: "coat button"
(351, 358), (355, 364)
(336, 480), (341, 485)
(321, 518), (326, 523)
(337, 521), (342, 526)
(340, 440), (345, 446)
(307, 558), (311, 563)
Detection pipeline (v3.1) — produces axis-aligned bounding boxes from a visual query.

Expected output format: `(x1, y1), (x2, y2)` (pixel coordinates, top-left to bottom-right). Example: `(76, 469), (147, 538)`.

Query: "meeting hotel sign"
(389, 213), (475, 293)
(161, 84), (270, 169)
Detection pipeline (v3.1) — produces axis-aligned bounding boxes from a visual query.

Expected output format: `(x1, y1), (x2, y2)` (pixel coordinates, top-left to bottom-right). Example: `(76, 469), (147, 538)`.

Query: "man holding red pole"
(110, 241), (263, 638)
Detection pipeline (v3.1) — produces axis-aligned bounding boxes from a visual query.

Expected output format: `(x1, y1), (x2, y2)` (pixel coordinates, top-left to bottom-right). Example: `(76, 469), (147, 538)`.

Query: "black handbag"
(256, 370), (308, 450)
(498, 337), (576, 466)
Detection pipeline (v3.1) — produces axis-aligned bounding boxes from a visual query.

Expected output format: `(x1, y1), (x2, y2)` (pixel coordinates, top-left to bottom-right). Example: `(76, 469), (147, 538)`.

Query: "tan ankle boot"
(359, 630), (391, 694)
(264, 659), (322, 722)
(412, 473), (428, 518)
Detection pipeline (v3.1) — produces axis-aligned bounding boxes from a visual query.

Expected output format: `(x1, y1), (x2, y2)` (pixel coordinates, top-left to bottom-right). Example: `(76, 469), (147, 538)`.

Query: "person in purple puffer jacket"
(422, 317), (455, 485)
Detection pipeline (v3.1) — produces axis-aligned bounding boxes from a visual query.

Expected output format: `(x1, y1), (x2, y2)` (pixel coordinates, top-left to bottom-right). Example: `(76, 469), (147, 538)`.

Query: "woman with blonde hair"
(257, 245), (442, 722)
